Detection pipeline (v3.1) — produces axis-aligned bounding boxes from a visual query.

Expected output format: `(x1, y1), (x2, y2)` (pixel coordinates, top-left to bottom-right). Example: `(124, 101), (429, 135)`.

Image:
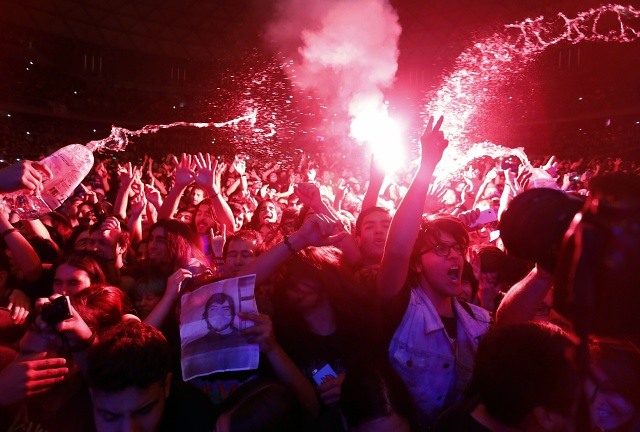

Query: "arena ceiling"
(1, 0), (608, 66)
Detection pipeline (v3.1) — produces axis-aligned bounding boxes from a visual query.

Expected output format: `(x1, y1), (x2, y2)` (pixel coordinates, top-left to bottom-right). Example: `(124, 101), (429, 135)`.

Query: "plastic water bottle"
(527, 167), (560, 190)
(3, 144), (94, 219)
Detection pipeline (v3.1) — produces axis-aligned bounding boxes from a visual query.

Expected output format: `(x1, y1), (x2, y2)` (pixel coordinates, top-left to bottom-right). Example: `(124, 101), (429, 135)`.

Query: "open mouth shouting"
(447, 266), (461, 283)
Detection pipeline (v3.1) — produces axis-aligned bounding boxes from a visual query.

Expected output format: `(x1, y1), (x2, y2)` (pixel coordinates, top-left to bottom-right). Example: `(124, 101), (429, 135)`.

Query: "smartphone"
(469, 208), (498, 229)
(311, 363), (337, 386)
(40, 296), (73, 326)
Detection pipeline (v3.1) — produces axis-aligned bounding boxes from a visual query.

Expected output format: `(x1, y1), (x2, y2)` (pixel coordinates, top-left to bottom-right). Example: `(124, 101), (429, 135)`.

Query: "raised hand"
(0, 160), (53, 193)
(420, 115), (448, 168)
(424, 182), (447, 214)
(541, 155), (558, 178)
(503, 168), (518, 191)
(483, 167), (499, 183)
(117, 162), (141, 190)
(516, 165), (533, 190)
(210, 224), (226, 258)
(232, 157), (246, 176)
(290, 214), (349, 249)
(100, 216), (120, 232)
(166, 268), (192, 299)
(171, 153), (196, 188)
(294, 182), (323, 207)
(193, 152), (218, 191)
(458, 208), (481, 229)
(333, 178), (349, 202)
(129, 189), (147, 218)
(82, 188), (99, 204)
(147, 157), (154, 176)
(144, 183), (162, 209)
(95, 160), (109, 180)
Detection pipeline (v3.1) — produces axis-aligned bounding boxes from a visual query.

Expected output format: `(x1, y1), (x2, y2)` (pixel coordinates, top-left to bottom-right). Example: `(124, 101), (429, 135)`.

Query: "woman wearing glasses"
(375, 116), (491, 430)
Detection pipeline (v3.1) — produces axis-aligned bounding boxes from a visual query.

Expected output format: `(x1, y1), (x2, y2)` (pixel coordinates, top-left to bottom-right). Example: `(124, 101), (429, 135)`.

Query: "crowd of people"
(0, 113), (638, 432)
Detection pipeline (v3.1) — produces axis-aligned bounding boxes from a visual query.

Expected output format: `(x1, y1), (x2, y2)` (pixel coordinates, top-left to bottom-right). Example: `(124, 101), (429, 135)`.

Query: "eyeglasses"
(421, 243), (466, 257)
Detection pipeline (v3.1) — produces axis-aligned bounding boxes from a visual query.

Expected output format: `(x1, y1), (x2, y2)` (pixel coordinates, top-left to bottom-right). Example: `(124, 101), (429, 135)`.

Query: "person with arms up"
(376, 116), (491, 429)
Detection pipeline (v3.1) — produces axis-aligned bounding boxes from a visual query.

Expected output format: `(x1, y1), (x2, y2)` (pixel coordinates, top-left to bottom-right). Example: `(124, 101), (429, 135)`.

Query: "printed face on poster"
(179, 274), (259, 380)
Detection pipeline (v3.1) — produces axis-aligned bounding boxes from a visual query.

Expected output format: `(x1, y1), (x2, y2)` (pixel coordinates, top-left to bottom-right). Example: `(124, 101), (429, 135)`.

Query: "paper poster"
(180, 274), (259, 380)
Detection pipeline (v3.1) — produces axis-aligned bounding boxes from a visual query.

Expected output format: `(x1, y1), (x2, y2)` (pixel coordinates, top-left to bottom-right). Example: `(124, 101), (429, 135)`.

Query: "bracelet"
(0, 228), (17, 239)
(283, 235), (297, 255)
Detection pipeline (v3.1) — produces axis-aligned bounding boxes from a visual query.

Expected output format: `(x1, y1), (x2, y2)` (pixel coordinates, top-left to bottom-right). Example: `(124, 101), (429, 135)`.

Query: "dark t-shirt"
(159, 380), (217, 432)
(276, 327), (360, 432)
(433, 398), (490, 432)
(280, 328), (352, 379)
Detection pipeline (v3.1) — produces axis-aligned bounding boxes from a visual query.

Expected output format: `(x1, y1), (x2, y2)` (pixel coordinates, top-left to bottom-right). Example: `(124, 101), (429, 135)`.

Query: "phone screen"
(311, 363), (337, 385)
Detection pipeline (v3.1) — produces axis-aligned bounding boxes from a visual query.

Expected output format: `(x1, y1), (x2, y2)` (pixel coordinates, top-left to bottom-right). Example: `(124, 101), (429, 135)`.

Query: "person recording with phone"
(0, 285), (129, 431)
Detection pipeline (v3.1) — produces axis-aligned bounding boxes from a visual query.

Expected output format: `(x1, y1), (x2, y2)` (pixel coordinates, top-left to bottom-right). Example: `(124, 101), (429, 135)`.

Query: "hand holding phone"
(468, 208), (498, 229)
(312, 363), (337, 386)
(40, 296), (72, 326)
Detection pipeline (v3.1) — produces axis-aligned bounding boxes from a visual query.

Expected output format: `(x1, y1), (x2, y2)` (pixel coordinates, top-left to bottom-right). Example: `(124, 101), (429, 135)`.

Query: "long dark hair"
(149, 219), (206, 273)
(271, 246), (366, 344)
(55, 252), (108, 287)
(249, 199), (282, 231)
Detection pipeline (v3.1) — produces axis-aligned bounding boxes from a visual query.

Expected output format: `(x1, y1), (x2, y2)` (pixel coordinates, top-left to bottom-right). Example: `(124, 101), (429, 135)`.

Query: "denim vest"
(388, 288), (491, 427)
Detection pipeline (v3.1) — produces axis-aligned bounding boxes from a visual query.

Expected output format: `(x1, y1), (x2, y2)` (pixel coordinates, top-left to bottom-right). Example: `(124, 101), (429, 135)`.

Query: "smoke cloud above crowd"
(266, 0), (402, 153)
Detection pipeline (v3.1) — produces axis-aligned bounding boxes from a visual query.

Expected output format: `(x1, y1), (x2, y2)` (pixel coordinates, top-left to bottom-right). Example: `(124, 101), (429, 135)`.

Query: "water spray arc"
(427, 4), (640, 177)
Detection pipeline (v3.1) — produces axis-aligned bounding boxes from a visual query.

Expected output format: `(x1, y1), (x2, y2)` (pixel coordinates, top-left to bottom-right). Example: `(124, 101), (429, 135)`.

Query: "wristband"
(283, 235), (297, 255)
(0, 228), (18, 239)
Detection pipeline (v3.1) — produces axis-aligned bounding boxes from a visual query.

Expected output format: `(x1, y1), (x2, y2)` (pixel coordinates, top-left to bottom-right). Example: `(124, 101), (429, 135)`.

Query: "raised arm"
(495, 265), (555, 326)
(295, 182), (362, 267)
(0, 212), (42, 282)
(193, 153), (235, 233)
(0, 159), (52, 193)
(376, 116), (448, 298)
(238, 213), (347, 286)
(361, 154), (386, 211)
(113, 163), (140, 221)
(157, 154), (195, 220)
(127, 189), (147, 246)
(144, 269), (191, 329)
(95, 160), (111, 194)
(225, 158), (248, 198)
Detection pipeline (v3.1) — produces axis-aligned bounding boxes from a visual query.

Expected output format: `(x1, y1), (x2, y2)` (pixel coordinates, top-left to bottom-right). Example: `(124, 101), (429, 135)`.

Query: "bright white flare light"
(350, 106), (404, 173)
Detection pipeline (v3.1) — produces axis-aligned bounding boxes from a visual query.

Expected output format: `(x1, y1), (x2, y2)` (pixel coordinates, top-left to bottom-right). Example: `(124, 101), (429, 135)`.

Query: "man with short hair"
(222, 229), (263, 277)
(354, 206), (392, 267)
(87, 320), (215, 432)
(88, 216), (130, 286)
